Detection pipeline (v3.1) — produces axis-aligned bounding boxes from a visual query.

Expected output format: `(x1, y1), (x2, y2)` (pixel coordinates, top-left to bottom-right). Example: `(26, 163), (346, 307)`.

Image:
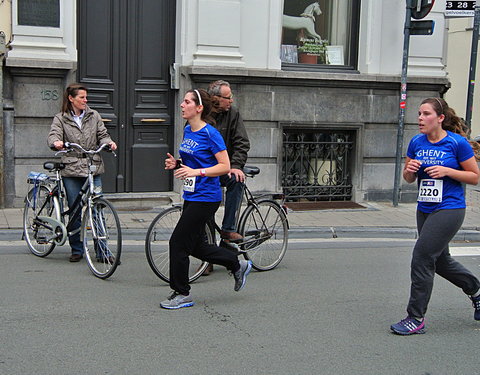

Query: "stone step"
(102, 192), (180, 211)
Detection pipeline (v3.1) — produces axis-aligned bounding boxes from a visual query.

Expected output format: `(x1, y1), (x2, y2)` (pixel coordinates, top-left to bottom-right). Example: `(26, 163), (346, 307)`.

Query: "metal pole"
(393, 0), (413, 207)
(465, 5), (480, 131)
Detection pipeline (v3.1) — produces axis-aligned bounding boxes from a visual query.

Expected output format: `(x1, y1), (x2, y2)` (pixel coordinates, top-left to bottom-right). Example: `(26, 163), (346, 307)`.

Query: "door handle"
(141, 118), (166, 122)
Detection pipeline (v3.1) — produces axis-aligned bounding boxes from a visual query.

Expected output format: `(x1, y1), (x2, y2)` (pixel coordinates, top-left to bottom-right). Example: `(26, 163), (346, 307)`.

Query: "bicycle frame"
(39, 143), (109, 244)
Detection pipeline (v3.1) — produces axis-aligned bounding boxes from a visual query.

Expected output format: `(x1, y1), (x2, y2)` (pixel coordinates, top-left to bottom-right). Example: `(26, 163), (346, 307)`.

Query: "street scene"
(2, 197), (480, 374)
(2, 1), (480, 374)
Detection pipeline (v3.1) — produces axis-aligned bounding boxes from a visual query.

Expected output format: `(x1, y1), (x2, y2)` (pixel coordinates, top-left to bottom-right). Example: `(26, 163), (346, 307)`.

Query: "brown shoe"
(69, 254), (83, 262)
(220, 231), (243, 242)
(196, 263), (213, 276)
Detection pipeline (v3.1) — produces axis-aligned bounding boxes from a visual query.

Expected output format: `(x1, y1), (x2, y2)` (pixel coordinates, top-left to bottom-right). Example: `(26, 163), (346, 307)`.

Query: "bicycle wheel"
(23, 185), (61, 257)
(82, 197), (122, 279)
(145, 206), (213, 283)
(238, 200), (288, 271)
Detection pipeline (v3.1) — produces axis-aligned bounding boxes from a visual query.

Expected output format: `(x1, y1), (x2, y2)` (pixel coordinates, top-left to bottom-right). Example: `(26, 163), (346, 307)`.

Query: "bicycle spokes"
(83, 198), (122, 279)
(238, 200), (288, 271)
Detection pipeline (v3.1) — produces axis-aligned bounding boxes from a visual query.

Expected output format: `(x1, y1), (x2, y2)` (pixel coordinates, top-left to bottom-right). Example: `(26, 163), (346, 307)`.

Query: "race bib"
(418, 179), (443, 203)
(183, 177), (196, 192)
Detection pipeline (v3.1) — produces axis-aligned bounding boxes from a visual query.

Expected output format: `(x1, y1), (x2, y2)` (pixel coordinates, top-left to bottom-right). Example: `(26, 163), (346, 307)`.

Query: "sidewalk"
(4, 187), (480, 241)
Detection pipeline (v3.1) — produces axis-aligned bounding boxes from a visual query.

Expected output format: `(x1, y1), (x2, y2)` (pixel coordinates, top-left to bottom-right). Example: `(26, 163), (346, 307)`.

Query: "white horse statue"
(282, 2), (322, 42)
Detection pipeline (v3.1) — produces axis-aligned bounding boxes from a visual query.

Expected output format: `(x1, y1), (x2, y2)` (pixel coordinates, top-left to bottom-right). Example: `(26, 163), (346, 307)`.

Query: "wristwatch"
(200, 169), (206, 177)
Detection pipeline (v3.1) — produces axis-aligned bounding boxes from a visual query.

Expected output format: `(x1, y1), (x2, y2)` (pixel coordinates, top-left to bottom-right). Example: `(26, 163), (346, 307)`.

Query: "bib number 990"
(183, 177), (196, 192)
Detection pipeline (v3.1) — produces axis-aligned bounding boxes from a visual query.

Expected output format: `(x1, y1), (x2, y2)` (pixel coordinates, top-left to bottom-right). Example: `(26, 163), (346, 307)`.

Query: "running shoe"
(233, 260), (252, 292)
(390, 316), (425, 335)
(470, 295), (480, 321)
(160, 291), (194, 310)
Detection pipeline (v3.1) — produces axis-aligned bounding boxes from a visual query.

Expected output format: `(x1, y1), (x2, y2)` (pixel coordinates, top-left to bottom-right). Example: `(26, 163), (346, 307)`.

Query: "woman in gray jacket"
(47, 83), (117, 262)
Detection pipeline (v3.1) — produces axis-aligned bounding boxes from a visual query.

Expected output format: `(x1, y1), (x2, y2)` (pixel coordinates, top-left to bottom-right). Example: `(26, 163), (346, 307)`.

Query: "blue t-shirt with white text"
(179, 123), (226, 202)
(407, 130), (474, 213)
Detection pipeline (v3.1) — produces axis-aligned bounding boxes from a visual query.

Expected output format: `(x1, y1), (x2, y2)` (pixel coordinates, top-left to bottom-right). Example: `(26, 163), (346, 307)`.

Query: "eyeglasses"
(219, 95), (233, 100)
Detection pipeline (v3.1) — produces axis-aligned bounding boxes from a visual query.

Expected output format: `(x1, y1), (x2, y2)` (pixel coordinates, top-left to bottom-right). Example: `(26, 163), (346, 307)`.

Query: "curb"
(8, 227), (480, 242)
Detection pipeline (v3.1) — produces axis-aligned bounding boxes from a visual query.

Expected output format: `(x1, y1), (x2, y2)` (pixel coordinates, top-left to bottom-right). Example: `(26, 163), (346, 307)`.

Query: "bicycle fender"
(37, 216), (68, 246)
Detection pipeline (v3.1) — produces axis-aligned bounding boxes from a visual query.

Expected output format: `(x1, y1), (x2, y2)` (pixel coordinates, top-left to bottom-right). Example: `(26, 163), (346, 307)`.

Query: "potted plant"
(297, 40), (329, 64)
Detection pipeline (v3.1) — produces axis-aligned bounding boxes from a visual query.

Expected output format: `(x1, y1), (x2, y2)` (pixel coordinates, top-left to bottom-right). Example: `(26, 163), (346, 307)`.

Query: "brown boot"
(69, 254), (83, 262)
(220, 231), (243, 242)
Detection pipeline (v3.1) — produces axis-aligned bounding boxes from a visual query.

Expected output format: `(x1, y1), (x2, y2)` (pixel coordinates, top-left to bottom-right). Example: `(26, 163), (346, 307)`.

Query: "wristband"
(174, 159), (182, 169)
(200, 169), (206, 177)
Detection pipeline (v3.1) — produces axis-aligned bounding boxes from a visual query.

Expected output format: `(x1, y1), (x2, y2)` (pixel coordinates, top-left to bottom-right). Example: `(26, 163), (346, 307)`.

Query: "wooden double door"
(77, 0), (176, 192)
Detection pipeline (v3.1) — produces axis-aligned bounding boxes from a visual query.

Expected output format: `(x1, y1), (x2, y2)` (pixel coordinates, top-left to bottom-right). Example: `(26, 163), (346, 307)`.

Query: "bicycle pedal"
(36, 236), (48, 244)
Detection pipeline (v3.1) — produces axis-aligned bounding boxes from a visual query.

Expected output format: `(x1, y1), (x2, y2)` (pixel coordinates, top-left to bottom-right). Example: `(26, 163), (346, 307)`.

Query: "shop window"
(281, 0), (360, 70)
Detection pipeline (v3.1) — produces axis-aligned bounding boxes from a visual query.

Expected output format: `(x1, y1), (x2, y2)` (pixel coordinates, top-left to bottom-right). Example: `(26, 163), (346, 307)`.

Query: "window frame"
(281, 0), (361, 73)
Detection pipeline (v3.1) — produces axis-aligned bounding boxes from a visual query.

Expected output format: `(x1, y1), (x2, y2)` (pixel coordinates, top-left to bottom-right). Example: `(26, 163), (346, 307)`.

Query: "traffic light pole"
(465, 5), (480, 131)
(393, 0), (413, 207)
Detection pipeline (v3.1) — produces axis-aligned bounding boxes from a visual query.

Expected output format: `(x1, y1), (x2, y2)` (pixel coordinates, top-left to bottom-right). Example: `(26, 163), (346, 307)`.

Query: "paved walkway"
(5, 187), (480, 240)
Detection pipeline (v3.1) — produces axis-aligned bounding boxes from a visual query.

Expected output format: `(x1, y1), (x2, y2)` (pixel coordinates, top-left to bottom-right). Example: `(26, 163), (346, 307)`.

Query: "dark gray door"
(77, 0), (175, 192)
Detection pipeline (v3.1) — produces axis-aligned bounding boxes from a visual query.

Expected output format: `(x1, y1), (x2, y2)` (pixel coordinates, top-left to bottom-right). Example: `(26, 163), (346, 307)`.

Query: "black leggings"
(407, 208), (480, 318)
(169, 200), (240, 295)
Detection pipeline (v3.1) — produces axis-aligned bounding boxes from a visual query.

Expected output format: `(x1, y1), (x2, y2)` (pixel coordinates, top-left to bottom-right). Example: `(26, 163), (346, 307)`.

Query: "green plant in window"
(297, 40), (329, 64)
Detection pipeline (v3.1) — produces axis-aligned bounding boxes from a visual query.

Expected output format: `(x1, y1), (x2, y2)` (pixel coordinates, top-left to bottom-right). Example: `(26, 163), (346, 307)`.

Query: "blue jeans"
(63, 175), (102, 255)
(219, 174), (244, 232)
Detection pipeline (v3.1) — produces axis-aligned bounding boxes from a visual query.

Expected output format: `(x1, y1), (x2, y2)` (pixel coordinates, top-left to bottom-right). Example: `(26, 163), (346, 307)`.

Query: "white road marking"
(450, 247), (480, 256)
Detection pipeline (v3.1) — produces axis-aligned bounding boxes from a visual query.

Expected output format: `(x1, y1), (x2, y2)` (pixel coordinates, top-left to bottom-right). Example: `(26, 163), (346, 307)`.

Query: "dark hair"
(421, 97), (480, 159)
(62, 83), (88, 114)
(187, 88), (220, 125)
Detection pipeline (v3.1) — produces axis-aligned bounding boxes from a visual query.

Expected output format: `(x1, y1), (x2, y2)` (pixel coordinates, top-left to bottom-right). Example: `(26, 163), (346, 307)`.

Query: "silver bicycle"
(23, 142), (122, 279)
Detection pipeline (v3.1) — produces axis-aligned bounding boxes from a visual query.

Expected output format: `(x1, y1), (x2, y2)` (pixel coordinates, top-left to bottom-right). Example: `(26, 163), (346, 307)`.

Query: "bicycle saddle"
(43, 161), (66, 171)
(243, 166), (260, 176)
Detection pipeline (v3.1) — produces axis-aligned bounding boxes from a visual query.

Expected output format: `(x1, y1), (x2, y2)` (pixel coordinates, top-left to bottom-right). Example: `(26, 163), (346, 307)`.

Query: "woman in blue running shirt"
(159, 89), (252, 310)
(391, 98), (480, 335)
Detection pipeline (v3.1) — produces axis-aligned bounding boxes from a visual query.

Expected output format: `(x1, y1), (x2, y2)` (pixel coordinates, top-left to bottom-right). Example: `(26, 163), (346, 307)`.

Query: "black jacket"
(212, 106), (250, 169)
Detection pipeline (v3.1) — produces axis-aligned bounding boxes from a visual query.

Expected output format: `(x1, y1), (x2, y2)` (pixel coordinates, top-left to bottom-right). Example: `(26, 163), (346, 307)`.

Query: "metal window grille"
(282, 129), (354, 201)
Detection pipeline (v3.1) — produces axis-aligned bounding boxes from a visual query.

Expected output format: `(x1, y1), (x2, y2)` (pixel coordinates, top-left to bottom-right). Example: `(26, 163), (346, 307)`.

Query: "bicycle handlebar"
(55, 142), (116, 157)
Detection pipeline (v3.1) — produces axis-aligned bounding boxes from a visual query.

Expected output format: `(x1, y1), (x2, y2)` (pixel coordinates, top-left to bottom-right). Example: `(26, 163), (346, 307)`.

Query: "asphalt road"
(2, 238), (480, 374)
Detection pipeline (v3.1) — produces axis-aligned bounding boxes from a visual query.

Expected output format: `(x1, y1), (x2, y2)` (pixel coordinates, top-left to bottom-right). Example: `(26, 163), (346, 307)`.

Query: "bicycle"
(145, 166), (289, 283)
(23, 142), (122, 279)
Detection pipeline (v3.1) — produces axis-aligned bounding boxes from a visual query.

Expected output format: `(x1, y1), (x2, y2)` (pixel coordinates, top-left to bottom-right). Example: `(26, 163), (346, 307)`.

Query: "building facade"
(1, 0), (450, 207)
(445, 16), (480, 138)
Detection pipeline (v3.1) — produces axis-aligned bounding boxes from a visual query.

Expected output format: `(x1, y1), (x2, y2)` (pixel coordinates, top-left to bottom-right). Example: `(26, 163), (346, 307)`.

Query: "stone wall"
(186, 66), (449, 203)
(4, 66), (70, 207)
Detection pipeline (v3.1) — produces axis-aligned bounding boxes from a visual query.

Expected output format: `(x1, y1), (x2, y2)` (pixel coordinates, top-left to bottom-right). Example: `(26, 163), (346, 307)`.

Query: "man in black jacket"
(208, 80), (250, 242)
